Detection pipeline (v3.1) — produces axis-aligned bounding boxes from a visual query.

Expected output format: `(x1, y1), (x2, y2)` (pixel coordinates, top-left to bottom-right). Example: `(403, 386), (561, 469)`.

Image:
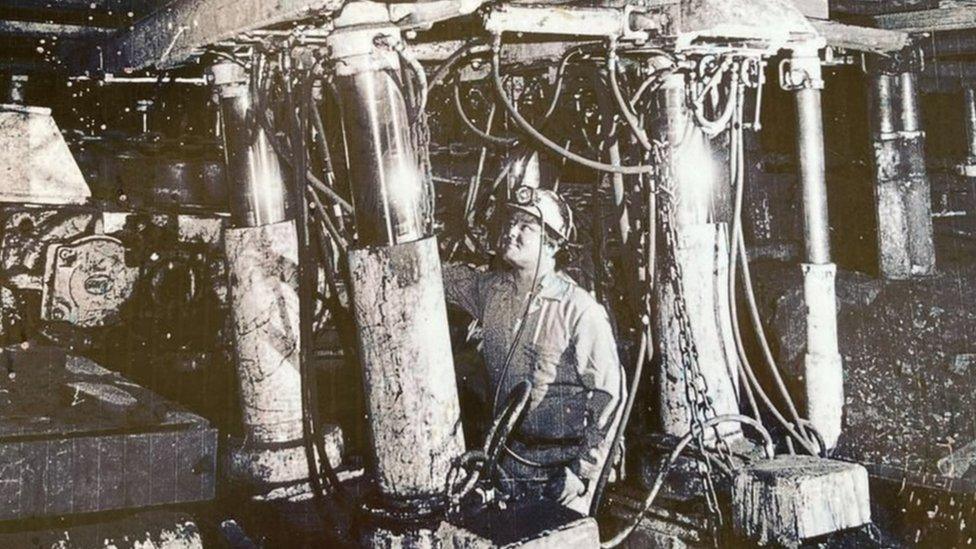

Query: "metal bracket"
(779, 55), (824, 91)
(483, 3), (663, 43)
(957, 162), (976, 178)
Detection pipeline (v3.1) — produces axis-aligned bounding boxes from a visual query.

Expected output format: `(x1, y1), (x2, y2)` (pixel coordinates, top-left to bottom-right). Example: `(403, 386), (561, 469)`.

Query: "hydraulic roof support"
(211, 62), (341, 494)
(326, 10), (464, 535)
(783, 43), (843, 449)
(865, 52), (936, 279)
(650, 72), (743, 442)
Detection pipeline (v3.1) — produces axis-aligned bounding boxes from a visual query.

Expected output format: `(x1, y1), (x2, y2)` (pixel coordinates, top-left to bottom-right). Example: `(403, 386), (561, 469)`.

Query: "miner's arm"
(441, 262), (487, 319)
(571, 303), (626, 487)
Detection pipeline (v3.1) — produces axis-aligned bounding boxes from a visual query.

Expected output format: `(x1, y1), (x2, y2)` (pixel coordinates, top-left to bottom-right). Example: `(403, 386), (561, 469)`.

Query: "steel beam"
(868, 5), (976, 32)
(809, 19), (909, 53)
(0, 20), (113, 39)
(86, 0), (343, 73)
(829, 0), (939, 16)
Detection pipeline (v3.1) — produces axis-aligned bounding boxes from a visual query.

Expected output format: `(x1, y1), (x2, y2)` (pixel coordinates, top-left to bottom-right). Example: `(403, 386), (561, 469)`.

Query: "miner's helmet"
(505, 151), (575, 245)
(507, 186), (576, 246)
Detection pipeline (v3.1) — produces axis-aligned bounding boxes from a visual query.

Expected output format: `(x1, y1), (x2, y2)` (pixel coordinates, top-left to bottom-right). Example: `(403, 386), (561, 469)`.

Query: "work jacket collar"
(507, 269), (571, 302)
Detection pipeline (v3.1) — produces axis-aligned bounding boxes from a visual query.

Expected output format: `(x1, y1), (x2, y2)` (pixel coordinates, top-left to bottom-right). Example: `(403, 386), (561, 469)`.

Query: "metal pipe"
(868, 72), (897, 137)
(327, 25), (464, 509)
(791, 52), (831, 265)
(209, 62), (291, 227)
(899, 71), (920, 133)
(608, 141), (630, 246)
(965, 88), (976, 159)
(334, 68), (426, 246)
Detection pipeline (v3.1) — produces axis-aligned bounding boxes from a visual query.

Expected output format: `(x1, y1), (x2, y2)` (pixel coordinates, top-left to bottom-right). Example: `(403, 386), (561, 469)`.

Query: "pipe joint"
(779, 52), (823, 91)
(326, 26), (401, 76)
(207, 62), (248, 98)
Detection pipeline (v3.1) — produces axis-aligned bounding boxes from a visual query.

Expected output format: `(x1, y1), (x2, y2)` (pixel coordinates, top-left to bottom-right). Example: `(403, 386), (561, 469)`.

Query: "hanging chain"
(651, 139), (733, 537)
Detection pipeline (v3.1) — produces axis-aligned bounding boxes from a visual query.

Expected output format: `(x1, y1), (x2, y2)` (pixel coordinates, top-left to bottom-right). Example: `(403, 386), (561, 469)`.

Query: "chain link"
(651, 139), (734, 538)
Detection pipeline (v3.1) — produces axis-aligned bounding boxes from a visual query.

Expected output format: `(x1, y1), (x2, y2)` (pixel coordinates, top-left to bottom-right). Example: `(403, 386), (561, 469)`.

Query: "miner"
(443, 155), (625, 515)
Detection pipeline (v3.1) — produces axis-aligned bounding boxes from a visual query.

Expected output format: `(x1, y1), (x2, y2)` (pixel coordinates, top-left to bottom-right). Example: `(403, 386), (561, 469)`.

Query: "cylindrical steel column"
(867, 72), (898, 137)
(651, 73), (741, 440)
(327, 25), (464, 509)
(965, 88), (976, 161)
(899, 71), (920, 134)
(210, 62), (291, 228)
(209, 62), (341, 493)
(792, 54), (831, 266)
(335, 65), (425, 246)
(787, 45), (843, 448)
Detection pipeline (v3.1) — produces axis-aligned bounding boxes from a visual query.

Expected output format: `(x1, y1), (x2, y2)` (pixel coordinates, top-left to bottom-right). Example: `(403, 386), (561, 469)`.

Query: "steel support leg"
(210, 62), (341, 492)
(786, 45), (843, 449)
(651, 73), (741, 440)
(326, 21), (464, 512)
(866, 58), (936, 279)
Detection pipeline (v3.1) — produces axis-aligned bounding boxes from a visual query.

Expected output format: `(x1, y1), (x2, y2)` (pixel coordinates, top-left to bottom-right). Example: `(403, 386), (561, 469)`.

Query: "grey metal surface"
(794, 86), (831, 265)
(86, 0), (344, 72)
(0, 105), (90, 206)
(40, 235), (139, 328)
(223, 221), (306, 477)
(214, 64), (291, 228)
(336, 68), (427, 246)
(0, 347), (217, 520)
(348, 237), (464, 502)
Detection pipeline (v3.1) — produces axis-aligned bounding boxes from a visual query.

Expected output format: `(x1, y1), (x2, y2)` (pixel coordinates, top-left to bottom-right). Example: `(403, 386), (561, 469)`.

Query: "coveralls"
(443, 264), (625, 514)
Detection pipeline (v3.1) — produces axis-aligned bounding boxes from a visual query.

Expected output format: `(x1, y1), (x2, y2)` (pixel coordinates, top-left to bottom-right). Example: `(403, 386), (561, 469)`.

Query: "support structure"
(651, 72), (741, 440)
(326, 12), (464, 512)
(866, 52), (936, 279)
(958, 88), (976, 178)
(211, 62), (340, 493)
(783, 43), (844, 449)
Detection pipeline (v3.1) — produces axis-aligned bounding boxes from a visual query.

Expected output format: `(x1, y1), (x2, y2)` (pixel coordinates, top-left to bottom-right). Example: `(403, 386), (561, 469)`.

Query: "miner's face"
(500, 210), (555, 270)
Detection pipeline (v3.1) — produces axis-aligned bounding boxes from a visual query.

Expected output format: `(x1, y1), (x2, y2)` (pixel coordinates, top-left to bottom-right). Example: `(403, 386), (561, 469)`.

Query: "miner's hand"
(548, 467), (587, 506)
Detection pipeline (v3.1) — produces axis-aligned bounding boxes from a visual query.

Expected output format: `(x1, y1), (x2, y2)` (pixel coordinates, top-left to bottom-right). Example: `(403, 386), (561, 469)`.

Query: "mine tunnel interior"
(0, 0), (975, 547)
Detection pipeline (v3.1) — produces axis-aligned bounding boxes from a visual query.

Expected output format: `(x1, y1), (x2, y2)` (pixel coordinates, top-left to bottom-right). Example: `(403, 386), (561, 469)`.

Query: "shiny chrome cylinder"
(899, 71), (920, 134)
(868, 72), (897, 137)
(210, 62), (291, 228)
(652, 73), (731, 226)
(965, 88), (976, 158)
(327, 26), (462, 509)
(334, 61), (426, 246)
(793, 77), (831, 265)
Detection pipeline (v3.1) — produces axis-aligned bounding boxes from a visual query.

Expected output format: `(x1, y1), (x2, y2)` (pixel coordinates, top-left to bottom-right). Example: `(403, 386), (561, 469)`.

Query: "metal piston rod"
(326, 18), (465, 512)
(210, 61), (342, 492)
(783, 44), (843, 449)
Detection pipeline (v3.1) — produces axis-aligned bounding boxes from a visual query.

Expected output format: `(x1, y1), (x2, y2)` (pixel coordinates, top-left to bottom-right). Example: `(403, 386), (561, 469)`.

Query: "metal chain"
(652, 140), (733, 537)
